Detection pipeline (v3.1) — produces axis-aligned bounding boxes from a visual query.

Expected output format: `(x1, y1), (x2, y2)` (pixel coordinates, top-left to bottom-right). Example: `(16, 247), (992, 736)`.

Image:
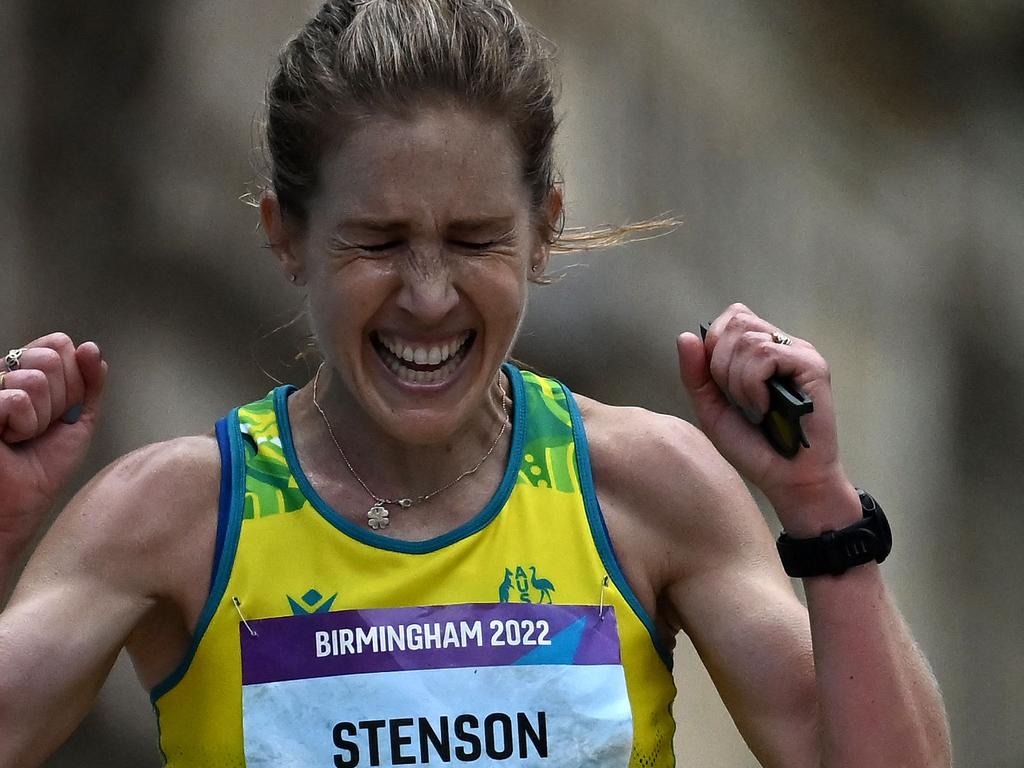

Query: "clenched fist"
(677, 304), (860, 535)
(0, 333), (107, 567)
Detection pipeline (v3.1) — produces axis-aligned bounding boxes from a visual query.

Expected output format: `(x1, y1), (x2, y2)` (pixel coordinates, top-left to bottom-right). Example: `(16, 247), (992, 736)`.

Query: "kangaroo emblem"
(498, 568), (514, 602)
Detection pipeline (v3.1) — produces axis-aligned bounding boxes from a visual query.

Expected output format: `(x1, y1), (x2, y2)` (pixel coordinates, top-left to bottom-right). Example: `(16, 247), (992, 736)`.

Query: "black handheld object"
(699, 322), (813, 459)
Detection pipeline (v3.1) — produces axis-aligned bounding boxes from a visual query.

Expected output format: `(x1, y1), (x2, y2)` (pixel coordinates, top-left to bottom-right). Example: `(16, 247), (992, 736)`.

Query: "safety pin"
(598, 575), (610, 620)
(232, 596), (258, 637)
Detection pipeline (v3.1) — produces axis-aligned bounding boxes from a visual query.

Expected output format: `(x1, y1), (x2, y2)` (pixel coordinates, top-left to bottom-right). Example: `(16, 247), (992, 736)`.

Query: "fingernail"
(62, 404), (83, 424)
(743, 407), (763, 424)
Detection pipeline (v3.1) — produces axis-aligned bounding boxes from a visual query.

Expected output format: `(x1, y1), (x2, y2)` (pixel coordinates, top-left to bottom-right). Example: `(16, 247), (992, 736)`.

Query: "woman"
(0, 1), (950, 766)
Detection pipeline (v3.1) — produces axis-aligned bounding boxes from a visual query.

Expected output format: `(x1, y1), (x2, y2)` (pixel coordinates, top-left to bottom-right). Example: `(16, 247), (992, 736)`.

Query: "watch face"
(878, 509), (892, 547)
(860, 495), (892, 561)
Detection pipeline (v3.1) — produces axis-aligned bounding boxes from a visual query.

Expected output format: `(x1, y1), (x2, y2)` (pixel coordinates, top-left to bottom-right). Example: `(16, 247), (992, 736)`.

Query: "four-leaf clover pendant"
(367, 504), (390, 530)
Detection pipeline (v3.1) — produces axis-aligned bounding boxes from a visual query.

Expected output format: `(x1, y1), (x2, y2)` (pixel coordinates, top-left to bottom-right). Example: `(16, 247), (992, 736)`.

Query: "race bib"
(240, 603), (632, 767)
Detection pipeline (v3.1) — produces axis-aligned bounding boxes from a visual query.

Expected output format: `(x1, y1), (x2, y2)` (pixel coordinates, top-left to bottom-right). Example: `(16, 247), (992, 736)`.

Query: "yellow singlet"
(151, 364), (677, 766)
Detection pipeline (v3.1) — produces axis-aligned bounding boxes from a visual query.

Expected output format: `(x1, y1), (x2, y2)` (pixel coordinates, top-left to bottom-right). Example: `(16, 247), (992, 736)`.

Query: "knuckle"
(35, 347), (62, 370)
(31, 331), (74, 354)
(800, 351), (830, 381)
(723, 314), (746, 333)
(737, 330), (761, 350)
(47, 331), (75, 351)
(4, 388), (30, 407)
(20, 369), (47, 391)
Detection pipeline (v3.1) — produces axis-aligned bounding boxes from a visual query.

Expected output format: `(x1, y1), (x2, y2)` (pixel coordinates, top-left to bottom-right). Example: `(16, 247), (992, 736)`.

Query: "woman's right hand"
(0, 333), (108, 567)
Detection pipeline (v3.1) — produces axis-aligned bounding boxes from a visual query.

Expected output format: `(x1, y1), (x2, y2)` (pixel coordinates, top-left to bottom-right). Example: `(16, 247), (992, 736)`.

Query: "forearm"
(803, 564), (951, 767)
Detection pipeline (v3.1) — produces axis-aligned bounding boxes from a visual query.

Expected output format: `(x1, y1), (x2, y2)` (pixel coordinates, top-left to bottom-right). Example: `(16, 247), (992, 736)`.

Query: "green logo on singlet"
(287, 588), (338, 615)
(498, 565), (555, 604)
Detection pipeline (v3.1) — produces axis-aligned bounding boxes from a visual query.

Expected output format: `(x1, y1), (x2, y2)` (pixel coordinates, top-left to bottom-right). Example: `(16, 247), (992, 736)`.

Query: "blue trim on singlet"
(208, 417), (232, 584)
(278, 362), (527, 554)
(150, 408), (247, 705)
(560, 382), (674, 671)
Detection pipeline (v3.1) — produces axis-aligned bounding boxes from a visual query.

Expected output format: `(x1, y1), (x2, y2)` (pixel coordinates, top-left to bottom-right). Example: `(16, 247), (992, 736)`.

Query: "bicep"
(0, 459), (162, 765)
(667, 481), (820, 768)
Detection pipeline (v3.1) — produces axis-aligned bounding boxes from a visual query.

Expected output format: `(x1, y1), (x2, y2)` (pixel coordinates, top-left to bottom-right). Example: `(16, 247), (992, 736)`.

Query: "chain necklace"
(311, 362), (510, 530)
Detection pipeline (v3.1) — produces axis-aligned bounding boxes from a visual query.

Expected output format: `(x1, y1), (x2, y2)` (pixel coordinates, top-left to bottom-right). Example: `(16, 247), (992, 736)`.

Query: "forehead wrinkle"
(314, 108), (528, 235)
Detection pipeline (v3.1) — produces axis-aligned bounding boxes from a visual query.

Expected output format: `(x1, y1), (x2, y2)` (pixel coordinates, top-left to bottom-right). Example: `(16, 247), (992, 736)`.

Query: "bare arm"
(784, 481), (951, 766)
(589, 407), (820, 764)
(0, 437), (219, 767)
(663, 432), (947, 766)
(591, 400), (949, 767)
(668, 303), (951, 767)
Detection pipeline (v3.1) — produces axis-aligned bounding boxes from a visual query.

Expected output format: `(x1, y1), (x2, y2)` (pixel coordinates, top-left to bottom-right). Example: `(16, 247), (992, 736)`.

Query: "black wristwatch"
(776, 489), (892, 578)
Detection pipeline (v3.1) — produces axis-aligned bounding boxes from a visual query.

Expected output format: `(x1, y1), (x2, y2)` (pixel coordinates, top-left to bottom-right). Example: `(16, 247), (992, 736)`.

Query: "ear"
(260, 189), (306, 285)
(529, 185), (564, 282)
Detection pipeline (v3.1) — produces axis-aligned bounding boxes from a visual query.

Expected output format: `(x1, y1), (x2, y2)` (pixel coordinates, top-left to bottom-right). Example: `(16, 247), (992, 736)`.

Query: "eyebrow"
(447, 216), (517, 232)
(335, 218), (407, 233)
(334, 215), (517, 233)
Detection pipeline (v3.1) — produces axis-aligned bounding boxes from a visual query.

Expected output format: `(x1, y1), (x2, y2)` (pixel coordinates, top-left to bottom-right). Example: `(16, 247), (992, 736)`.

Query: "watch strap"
(776, 489), (892, 578)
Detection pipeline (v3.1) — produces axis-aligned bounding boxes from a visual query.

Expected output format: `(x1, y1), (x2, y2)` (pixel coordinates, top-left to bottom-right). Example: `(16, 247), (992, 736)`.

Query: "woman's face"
(284, 105), (549, 445)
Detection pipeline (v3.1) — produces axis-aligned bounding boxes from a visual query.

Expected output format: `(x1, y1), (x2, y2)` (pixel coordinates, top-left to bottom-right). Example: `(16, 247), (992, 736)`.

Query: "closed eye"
(359, 241), (402, 253)
(450, 229), (516, 251)
(452, 240), (496, 250)
(326, 234), (402, 255)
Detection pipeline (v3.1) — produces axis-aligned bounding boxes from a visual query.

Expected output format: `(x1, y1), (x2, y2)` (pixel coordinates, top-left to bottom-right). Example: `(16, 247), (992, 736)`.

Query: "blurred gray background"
(2, 0), (1022, 765)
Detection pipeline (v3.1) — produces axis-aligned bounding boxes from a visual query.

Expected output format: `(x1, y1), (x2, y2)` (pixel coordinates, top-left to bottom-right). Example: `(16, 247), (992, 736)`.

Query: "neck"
(292, 364), (512, 506)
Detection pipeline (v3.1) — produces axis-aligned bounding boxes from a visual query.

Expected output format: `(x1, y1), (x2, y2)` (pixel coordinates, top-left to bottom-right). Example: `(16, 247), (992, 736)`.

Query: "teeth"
(378, 331), (471, 386)
(378, 332), (470, 369)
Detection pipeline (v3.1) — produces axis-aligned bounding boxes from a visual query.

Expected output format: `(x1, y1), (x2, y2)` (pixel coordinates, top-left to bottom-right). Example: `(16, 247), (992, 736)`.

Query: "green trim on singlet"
(149, 407), (247, 704)
(561, 381), (675, 671)
(278, 362), (528, 554)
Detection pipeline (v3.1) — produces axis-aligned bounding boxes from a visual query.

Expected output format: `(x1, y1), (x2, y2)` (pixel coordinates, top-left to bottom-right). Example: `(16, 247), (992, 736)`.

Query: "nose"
(394, 249), (460, 325)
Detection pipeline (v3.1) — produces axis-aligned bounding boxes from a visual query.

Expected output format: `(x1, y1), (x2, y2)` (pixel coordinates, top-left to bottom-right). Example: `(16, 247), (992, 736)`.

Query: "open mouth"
(371, 330), (476, 385)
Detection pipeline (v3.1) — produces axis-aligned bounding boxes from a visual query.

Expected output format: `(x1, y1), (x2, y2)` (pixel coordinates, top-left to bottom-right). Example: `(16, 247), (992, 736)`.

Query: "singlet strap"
(150, 407), (247, 703)
(209, 416), (232, 584)
(560, 382), (674, 670)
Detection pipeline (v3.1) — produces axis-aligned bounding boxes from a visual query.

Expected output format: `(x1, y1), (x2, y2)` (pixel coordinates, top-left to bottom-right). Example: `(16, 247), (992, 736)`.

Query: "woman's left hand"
(676, 303), (860, 534)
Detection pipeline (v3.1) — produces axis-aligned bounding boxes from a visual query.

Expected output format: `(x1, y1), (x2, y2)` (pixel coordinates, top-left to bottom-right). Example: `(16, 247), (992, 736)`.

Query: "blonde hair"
(261, 0), (677, 262)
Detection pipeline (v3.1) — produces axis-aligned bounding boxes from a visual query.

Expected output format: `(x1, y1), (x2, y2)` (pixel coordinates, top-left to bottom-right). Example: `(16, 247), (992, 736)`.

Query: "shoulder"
(74, 434), (220, 524)
(40, 433), (222, 592)
(572, 394), (777, 598)
(574, 394), (744, 520)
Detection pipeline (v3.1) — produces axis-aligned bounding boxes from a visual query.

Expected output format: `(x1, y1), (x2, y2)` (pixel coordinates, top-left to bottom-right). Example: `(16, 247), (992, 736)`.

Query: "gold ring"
(0, 371), (5, 390)
(771, 331), (792, 346)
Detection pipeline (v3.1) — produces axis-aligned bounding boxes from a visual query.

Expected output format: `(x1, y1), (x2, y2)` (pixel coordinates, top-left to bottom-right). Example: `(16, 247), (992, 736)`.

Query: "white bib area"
(239, 603), (633, 767)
